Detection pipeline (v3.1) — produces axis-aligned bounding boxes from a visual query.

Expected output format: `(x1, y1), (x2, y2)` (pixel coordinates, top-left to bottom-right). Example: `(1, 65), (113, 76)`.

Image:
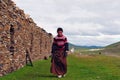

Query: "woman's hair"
(57, 27), (63, 32)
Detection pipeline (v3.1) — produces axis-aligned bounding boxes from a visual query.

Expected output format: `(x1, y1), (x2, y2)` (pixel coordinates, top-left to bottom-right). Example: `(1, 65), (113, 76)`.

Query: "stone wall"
(0, 0), (53, 76)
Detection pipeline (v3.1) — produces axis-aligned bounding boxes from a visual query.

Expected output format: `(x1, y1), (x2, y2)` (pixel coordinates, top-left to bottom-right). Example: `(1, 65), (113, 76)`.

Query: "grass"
(0, 54), (120, 80)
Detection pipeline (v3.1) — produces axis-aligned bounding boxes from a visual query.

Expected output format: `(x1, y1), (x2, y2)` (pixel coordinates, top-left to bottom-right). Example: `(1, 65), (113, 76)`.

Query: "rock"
(0, 74), (3, 77)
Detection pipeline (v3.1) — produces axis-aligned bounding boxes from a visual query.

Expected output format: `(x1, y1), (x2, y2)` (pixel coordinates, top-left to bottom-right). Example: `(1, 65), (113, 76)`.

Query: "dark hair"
(57, 27), (63, 32)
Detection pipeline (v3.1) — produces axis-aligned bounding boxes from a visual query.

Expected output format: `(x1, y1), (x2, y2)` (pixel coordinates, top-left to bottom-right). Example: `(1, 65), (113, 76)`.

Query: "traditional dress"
(50, 35), (69, 75)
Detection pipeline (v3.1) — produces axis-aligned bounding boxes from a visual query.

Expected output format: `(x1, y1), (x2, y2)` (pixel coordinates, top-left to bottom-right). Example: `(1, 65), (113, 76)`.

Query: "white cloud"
(68, 34), (120, 46)
(114, 20), (120, 25)
(13, 0), (120, 46)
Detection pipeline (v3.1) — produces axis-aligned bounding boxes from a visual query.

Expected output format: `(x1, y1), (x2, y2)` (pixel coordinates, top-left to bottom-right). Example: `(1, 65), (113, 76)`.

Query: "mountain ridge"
(69, 43), (103, 49)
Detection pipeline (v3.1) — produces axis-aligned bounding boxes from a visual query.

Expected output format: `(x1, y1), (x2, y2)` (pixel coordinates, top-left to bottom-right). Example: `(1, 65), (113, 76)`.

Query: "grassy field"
(0, 54), (120, 80)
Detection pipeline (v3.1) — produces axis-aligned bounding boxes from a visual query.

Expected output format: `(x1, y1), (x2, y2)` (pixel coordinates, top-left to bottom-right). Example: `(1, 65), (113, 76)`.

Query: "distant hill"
(106, 41), (120, 48)
(102, 41), (120, 55)
(69, 43), (82, 50)
(69, 43), (103, 49)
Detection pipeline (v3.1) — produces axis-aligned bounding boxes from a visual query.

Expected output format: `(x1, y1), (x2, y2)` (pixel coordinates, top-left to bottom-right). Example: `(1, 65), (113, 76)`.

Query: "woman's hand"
(66, 51), (69, 53)
(64, 51), (69, 57)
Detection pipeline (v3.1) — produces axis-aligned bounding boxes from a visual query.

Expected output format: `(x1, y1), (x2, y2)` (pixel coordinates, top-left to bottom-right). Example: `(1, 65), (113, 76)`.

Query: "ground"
(0, 54), (120, 80)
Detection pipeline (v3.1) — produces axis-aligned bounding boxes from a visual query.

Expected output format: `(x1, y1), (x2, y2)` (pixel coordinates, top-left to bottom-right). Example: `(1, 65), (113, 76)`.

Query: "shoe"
(63, 74), (66, 77)
(58, 75), (62, 78)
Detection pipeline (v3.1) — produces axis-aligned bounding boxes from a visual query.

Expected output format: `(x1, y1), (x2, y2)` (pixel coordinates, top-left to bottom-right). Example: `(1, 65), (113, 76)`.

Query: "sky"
(13, 0), (120, 46)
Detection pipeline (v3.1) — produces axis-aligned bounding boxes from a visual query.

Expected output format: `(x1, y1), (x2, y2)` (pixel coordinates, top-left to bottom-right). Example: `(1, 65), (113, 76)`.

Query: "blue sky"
(13, 0), (120, 46)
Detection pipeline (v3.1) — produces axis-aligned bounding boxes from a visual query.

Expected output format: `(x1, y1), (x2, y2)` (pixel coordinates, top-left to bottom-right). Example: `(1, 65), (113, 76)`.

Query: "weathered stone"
(0, 0), (53, 76)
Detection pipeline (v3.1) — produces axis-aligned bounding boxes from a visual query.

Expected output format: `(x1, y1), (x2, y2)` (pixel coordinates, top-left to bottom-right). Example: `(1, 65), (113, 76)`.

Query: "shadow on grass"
(26, 64), (34, 67)
(25, 73), (57, 79)
(38, 74), (56, 78)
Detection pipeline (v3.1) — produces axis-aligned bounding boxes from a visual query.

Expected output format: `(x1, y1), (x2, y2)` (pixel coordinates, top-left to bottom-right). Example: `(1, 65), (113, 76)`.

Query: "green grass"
(0, 54), (120, 80)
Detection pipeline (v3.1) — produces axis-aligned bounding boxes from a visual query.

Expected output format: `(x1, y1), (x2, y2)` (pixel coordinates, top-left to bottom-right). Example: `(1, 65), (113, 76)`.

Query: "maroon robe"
(50, 35), (69, 75)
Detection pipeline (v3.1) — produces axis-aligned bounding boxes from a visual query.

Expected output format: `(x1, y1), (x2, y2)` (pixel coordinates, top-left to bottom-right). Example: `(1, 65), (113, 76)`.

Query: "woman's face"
(57, 31), (63, 36)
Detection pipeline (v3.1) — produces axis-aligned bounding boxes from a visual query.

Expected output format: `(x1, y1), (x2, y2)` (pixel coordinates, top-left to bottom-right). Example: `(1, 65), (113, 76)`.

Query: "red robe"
(50, 35), (69, 75)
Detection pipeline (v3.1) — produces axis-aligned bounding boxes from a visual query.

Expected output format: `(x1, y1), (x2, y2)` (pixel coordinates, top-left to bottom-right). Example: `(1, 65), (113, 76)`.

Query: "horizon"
(14, 0), (120, 46)
(69, 42), (107, 47)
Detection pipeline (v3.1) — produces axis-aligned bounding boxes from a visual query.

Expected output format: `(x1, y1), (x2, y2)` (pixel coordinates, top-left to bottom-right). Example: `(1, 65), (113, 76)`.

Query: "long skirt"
(50, 50), (67, 75)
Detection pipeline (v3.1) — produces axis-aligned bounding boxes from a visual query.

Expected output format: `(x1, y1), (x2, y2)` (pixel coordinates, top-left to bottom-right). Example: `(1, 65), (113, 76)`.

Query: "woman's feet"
(58, 75), (62, 78)
(57, 74), (66, 78)
(63, 74), (66, 77)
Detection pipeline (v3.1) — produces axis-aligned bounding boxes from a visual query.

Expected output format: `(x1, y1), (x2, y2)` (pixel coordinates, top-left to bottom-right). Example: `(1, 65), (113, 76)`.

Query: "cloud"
(114, 20), (120, 25)
(68, 34), (120, 46)
(14, 0), (120, 46)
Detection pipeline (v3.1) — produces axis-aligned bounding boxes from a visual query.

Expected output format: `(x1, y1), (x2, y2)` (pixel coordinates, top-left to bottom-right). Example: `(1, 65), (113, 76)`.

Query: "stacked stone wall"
(0, 0), (52, 76)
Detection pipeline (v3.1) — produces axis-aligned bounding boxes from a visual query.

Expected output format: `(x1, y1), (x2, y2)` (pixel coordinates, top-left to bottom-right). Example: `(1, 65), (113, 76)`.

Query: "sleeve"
(65, 37), (69, 51)
(64, 37), (67, 43)
(51, 38), (57, 54)
(64, 38), (69, 57)
(65, 43), (69, 51)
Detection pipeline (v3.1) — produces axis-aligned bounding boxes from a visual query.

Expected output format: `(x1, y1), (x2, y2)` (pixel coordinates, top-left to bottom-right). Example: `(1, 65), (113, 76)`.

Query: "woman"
(50, 27), (69, 78)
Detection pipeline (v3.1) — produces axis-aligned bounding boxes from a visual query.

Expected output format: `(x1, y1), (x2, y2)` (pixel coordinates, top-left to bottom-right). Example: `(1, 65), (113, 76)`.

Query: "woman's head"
(57, 27), (63, 36)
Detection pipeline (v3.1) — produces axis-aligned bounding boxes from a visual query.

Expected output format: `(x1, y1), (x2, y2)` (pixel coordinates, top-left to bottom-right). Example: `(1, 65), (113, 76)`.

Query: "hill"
(69, 43), (102, 50)
(102, 41), (120, 55)
(106, 41), (120, 48)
